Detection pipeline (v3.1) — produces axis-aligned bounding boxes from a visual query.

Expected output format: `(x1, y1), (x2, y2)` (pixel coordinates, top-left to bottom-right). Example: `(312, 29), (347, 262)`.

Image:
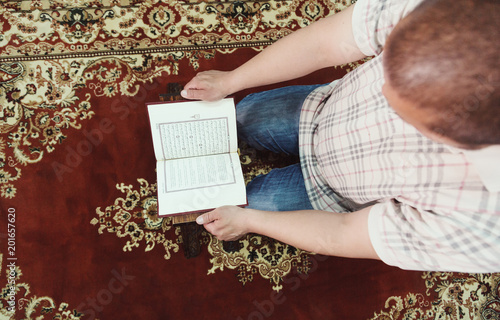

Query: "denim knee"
(236, 85), (324, 154)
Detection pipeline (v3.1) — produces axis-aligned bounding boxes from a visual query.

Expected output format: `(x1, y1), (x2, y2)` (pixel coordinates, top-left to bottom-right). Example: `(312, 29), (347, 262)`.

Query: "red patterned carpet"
(0, 0), (499, 319)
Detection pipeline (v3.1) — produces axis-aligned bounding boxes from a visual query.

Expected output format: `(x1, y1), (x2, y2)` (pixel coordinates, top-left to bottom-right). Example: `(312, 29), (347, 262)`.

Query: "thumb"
(181, 88), (203, 101)
(196, 210), (217, 225)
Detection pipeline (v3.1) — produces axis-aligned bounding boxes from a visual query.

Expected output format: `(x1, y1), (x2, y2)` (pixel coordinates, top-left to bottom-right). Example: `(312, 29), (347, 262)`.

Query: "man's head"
(383, 0), (500, 149)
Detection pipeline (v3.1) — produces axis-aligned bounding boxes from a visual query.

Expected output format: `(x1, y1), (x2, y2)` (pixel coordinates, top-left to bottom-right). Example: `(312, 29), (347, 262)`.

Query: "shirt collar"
(457, 145), (500, 193)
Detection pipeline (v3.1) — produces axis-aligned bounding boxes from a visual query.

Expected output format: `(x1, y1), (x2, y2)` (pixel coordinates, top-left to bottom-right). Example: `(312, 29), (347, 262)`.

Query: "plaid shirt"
(299, 0), (500, 272)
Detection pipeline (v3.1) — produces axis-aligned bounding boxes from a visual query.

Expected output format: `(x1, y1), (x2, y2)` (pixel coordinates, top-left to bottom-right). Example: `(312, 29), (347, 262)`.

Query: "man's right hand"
(181, 70), (234, 101)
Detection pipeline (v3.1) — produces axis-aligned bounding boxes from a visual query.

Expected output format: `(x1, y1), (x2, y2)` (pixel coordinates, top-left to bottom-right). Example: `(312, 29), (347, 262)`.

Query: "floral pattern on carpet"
(0, 0), (350, 61)
(207, 234), (312, 292)
(0, 54), (182, 200)
(91, 178), (181, 261)
(371, 272), (500, 320)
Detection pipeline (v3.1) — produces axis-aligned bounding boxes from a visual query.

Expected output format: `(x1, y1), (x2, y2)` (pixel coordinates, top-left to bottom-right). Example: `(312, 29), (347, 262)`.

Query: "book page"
(158, 118), (230, 160)
(161, 153), (236, 192)
(148, 98), (238, 161)
(156, 152), (247, 215)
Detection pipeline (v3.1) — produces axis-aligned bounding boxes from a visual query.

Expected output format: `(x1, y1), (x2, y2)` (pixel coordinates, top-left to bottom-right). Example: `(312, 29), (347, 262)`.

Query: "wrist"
(224, 69), (245, 96)
(241, 208), (264, 235)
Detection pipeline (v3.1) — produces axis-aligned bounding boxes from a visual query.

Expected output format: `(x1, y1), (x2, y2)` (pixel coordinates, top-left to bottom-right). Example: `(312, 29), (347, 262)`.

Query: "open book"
(147, 98), (247, 221)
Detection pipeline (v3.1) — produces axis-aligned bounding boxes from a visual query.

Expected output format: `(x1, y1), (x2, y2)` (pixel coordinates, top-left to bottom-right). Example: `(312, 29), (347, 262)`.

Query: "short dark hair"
(384, 0), (500, 147)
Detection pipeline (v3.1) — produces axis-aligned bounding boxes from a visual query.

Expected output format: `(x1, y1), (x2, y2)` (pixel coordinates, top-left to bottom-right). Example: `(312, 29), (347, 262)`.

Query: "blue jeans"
(237, 84), (324, 211)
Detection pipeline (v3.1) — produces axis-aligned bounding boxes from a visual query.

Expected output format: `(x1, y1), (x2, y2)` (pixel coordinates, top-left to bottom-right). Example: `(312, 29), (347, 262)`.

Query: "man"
(180, 0), (500, 272)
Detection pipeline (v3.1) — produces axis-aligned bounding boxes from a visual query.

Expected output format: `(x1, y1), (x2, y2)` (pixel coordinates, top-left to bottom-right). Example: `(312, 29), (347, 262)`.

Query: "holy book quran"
(147, 98), (247, 221)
